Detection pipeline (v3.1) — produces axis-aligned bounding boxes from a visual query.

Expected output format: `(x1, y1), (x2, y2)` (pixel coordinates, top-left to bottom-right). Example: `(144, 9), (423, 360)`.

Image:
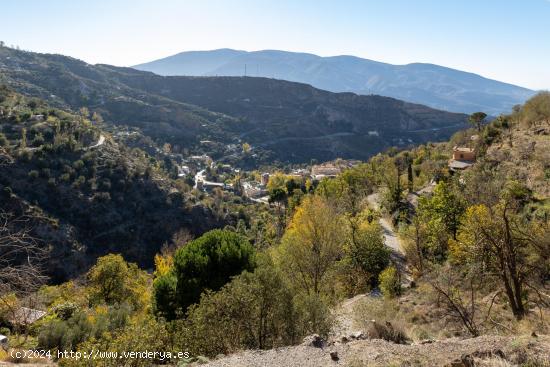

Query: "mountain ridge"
(134, 48), (536, 115)
(0, 45), (467, 166)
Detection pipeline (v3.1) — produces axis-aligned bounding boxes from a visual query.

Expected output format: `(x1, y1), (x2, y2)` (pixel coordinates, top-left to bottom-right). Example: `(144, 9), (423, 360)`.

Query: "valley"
(0, 40), (549, 367)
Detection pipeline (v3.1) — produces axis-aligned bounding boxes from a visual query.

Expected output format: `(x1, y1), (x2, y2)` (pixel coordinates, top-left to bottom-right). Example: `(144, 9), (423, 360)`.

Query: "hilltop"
(0, 46), (468, 166)
(134, 49), (536, 115)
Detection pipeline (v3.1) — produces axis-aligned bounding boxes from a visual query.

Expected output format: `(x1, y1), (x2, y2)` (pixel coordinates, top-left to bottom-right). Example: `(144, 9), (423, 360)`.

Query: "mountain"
(0, 46), (467, 165)
(134, 49), (536, 115)
(0, 88), (226, 281)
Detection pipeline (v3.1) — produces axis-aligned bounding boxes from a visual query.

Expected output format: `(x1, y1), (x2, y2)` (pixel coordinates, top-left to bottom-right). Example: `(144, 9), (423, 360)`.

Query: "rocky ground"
(197, 334), (550, 367)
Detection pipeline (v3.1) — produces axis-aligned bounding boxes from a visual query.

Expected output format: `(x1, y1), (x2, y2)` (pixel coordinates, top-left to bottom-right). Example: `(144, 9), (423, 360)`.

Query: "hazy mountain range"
(134, 49), (536, 115)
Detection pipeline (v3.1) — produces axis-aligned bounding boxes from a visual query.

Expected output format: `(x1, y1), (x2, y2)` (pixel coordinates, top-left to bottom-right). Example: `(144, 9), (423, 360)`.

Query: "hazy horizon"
(1, 0), (549, 90)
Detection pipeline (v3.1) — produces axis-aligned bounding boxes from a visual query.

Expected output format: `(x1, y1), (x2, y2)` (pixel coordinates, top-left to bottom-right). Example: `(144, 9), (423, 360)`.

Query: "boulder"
(303, 334), (326, 349)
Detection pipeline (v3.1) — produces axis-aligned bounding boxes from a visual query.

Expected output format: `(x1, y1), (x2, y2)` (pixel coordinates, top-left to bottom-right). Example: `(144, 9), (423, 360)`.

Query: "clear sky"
(1, 0), (549, 90)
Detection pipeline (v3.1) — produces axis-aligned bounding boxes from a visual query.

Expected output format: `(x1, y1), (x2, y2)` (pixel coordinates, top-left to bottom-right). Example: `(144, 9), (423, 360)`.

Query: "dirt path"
(366, 193), (403, 254)
(330, 294), (367, 340)
(366, 192), (410, 285)
(88, 134), (105, 149)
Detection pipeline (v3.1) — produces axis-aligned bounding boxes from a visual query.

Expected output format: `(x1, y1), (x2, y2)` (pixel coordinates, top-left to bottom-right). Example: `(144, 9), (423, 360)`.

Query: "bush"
(59, 315), (169, 367)
(38, 311), (93, 351)
(87, 254), (149, 309)
(379, 265), (401, 298)
(521, 91), (550, 126)
(32, 133), (45, 147)
(154, 229), (255, 319)
(39, 305), (132, 353)
(349, 223), (391, 288)
(28, 170), (39, 180)
(0, 132), (8, 146)
(173, 256), (332, 357)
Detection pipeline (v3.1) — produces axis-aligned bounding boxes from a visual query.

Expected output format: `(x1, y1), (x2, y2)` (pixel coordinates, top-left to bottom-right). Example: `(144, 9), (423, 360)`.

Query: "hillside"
(100, 71), (469, 163)
(0, 88), (226, 281)
(134, 49), (536, 115)
(0, 46), (468, 166)
(1, 88), (548, 367)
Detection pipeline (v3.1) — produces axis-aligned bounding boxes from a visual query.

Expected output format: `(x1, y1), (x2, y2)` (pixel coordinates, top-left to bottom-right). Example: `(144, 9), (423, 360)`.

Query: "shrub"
(154, 229), (255, 319)
(0, 132), (8, 146)
(38, 311), (93, 351)
(28, 170), (39, 180)
(379, 265), (401, 298)
(521, 91), (550, 126)
(32, 133), (45, 147)
(349, 223), (391, 288)
(87, 254), (149, 310)
(173, 256), (331, 357)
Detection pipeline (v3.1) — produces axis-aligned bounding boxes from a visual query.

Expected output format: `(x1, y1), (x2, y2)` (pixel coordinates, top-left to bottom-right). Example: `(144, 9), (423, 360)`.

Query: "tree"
(468, 112), (487, 132)
(407, 159), (414, 193)
(316, 166), (372, 245)
(418, 181), (465, 244)
(87, 254), (149, 310)
(276, 196), (345, 296)
(20, 127), (27, 149)
(268, 187), (288, 238)
(0, 211), (47, 333)
(348, 222), (390, 288)
(451, 201), (549, 320)
(91, 111), (104, 125)
(427, 264), (481, 336)
(175, 256), (298, 357)
(154, 229), (255, 319)
(379, 265), (401, 298)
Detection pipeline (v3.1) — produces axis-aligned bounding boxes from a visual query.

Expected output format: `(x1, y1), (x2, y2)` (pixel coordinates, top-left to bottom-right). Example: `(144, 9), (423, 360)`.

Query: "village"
(183, 136), (478, 205)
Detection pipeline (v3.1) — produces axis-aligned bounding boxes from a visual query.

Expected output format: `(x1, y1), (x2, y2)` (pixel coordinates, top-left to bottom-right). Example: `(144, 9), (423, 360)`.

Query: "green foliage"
(0, 132), (7, 146)
(417, 181), (465, 262)
(468, 112), (487, 131)
(520, 91), (550, 126)
(152, 272), (177, 320)
(379, 266), (401, 299)
(277, 195), (345, 296)
(52, 302), (79, 320)
(88, 254), (149, 310)
(58, 315), (170, 367)
(174, 256), (332, 358)
(156, 229), (255, 319)
(349, 223), (391, 288)
(38, 311), (93, 351)
(175, 257), (293, 356)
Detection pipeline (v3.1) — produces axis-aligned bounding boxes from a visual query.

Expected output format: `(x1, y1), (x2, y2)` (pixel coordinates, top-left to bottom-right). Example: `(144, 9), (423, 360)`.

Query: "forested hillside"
(1, 91), (548, 366)
(0, 87), (231, 281)
(0, 46), (468, 166)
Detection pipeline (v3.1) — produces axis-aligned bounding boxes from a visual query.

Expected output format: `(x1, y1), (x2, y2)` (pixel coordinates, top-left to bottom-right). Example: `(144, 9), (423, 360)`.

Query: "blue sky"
(1, 0), (549, 89)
